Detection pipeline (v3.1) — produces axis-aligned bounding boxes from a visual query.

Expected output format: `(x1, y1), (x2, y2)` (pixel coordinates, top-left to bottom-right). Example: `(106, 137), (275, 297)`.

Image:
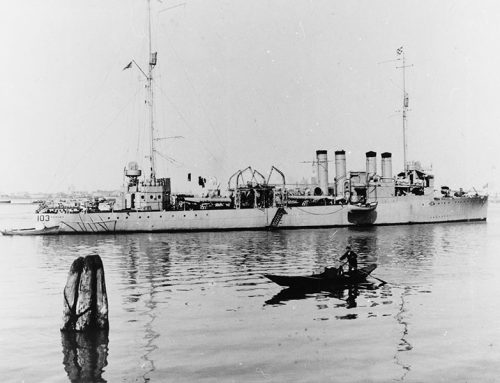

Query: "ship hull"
(35, 194), (488, 233)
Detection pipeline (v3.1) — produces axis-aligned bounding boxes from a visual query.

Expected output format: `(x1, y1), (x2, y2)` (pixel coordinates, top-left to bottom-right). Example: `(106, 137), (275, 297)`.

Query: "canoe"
(1, 225), (60, 236)
(263, 264), (377, 290)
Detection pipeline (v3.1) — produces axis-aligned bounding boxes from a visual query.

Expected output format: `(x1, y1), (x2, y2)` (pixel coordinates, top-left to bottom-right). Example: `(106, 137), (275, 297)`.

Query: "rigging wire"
(153, 81), (222, 173)
(164, 36), (227, 162)
(158, 2), (186, 14)
(49, 84), (145, 192)
(48, 62), (120, 191)
(155, 150), (184, 167)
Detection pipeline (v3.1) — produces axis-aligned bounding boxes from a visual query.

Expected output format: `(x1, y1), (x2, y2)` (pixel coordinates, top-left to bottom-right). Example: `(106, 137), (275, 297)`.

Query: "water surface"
(1, 203), (499, 382)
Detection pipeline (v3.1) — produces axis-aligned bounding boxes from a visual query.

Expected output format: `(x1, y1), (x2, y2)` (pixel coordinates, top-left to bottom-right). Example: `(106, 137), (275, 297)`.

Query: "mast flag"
(397, 46), (403, 55)
(123, 61), (133, 70)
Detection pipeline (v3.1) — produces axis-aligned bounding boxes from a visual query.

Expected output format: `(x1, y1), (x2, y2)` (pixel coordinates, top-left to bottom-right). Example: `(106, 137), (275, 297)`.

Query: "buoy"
(61, 254), (109, 332)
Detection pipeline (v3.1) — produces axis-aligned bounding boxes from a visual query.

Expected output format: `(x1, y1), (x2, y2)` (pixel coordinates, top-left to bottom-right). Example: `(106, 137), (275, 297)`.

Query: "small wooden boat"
(1, 225), (60, 236)
(263, 264), (377, 290)
(348, 201), (378, 212)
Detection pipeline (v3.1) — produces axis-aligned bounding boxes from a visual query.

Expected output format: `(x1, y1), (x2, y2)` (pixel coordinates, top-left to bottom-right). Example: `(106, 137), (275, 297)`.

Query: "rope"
(293, 205), (346, 216)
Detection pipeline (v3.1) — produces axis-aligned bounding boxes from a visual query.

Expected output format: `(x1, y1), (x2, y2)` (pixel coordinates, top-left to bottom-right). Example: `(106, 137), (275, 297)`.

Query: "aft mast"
(396, 47), (412, 174)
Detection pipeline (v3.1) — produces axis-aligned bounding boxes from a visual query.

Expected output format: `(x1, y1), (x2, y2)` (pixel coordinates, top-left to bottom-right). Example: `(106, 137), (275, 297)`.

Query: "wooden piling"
(61, 254), (109, 332)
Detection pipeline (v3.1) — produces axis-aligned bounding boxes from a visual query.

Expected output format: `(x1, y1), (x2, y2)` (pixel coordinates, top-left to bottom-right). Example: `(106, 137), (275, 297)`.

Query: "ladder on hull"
(268, 207), (287, 229)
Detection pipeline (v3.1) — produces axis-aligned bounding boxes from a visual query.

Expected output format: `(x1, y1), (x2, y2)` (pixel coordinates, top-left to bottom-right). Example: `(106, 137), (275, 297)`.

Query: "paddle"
(335, 259), (348, 272)
(369, 274), (388, 285)
(356, 268), (388, 285)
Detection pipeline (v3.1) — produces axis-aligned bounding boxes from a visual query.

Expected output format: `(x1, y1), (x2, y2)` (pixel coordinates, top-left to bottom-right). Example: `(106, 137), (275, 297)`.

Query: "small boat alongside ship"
(348, 201), (378, 212)
(1, 225), (60, 236)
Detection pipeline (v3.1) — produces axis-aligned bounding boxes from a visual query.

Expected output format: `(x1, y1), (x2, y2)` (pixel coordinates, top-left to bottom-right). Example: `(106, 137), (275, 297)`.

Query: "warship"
(28, 4), (488, 234)
(32, 148), (487, 233)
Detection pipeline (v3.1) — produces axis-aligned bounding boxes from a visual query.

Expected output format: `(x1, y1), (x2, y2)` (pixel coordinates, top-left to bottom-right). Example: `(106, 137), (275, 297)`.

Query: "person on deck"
(340, 245), (358, 273)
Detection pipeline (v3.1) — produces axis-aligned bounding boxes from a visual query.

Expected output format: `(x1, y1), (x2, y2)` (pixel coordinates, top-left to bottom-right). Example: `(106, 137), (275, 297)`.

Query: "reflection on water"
(394, 286), (413, 381)
(61, 330), (109, 383)
(140, 290), (159, 381)
(345, 285), (359, 308)
(264, 282), (378, 310)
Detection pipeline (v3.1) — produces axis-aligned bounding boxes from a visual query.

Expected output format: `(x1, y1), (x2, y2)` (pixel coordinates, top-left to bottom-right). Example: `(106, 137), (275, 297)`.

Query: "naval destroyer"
(33, 147), (487, 233)
(29, 4), (487, 234)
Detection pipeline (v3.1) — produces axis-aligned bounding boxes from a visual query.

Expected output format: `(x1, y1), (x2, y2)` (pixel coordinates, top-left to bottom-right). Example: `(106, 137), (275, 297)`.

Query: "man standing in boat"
(340, 245), (358, 274)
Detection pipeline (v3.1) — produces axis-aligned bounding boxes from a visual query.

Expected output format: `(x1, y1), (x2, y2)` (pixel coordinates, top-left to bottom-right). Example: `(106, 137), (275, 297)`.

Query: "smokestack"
(381, 152), (392, 181)
(316, 150), (329, 196)
(335, 150), (347, 196)
(366, 151), (377, 181)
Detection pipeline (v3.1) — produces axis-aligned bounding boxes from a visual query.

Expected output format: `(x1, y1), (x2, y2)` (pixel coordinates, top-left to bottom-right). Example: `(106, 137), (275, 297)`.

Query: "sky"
(1, 0), (500, 194)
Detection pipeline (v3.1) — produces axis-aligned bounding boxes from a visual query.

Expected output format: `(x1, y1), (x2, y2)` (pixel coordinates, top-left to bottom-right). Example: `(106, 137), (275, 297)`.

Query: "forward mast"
(147, 0), (157, 184)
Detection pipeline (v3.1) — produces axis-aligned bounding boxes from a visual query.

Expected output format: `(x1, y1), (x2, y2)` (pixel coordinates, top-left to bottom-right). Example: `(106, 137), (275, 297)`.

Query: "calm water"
(1, 203), (500, 382)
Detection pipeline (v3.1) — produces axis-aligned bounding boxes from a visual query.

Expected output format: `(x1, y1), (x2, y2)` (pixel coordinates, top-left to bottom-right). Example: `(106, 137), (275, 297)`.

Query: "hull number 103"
(37, 215), (50, 222)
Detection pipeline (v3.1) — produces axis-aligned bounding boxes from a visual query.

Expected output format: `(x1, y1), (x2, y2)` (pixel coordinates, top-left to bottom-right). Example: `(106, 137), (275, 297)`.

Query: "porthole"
(150, 195), (154, 199)
(158, 195), (162, 199)
(139, 216), (141, 219)
(141, 195), (145, 199)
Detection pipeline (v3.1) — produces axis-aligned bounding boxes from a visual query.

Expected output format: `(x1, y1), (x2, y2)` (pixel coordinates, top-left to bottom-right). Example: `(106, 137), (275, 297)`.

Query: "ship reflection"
(265, 282), (377, 308)
(61, 330), (109, 383)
